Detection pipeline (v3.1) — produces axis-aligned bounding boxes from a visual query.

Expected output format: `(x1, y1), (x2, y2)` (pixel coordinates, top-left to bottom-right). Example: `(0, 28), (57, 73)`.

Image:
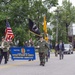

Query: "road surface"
(0, 52), (75, 75)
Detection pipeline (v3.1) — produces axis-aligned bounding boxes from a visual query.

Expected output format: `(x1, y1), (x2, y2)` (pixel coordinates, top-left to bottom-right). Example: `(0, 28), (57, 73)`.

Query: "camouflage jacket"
(0, 40), (9, 52)
(36, 40), (49, 53)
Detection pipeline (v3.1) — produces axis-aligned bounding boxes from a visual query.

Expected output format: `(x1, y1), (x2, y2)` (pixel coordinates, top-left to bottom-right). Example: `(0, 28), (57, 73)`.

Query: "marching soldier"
(0, 37), (9, 64)
(45, 41), (50, 62)
(36, 36), (49, 66)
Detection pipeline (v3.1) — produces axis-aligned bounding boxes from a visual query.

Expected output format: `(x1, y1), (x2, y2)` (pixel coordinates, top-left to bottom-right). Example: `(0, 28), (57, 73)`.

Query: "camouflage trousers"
(39, 52), (45, 65)
(45, 50), (50, 62)
(0, 50), (8, 64)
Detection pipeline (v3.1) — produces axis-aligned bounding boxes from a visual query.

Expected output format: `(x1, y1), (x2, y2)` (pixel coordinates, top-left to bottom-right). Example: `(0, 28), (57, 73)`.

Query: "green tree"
(50, 0), (75, 43)
(0, 0), (58, 45)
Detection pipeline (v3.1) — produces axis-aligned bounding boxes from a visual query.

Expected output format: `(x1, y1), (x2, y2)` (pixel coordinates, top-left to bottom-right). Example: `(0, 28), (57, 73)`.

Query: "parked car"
(64, 44), (73, 54)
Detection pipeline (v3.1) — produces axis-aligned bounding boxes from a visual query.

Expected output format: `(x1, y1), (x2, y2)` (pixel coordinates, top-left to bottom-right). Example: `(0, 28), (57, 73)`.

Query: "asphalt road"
(0, 52), (75, 75)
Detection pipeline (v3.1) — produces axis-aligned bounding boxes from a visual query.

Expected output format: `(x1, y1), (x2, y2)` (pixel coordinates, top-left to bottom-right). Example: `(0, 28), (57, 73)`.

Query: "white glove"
(1, 46), (4, 49)
(37, 46), (40, 48)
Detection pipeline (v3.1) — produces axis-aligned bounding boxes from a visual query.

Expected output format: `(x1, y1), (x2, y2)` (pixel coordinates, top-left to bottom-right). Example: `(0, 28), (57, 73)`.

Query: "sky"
(50, 0), (75, 12)
(58, 0), (75, 6)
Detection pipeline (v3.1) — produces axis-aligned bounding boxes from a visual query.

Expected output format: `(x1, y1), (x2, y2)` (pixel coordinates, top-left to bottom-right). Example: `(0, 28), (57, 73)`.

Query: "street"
(0, 52), (75, 75)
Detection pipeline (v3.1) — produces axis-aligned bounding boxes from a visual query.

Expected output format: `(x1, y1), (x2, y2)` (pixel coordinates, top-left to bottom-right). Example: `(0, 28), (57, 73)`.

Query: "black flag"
(28, 18), (40, 36)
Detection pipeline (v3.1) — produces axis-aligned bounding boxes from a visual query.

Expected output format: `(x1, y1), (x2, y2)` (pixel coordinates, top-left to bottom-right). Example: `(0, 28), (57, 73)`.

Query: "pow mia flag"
(28, 18), (40, 36)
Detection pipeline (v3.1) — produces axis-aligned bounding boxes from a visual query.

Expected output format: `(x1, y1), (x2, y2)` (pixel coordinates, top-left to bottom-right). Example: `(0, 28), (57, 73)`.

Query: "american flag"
(5, 20), (14, 41)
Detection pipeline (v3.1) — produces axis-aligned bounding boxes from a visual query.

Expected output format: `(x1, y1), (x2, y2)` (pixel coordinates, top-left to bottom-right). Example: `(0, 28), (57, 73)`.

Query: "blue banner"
(10, 47), (36, 60)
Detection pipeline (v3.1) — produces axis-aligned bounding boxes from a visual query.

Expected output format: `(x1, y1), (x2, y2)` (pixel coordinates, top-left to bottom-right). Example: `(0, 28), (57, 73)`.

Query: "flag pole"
(29, 30), (30, 39)
(43, 16), (48, 42)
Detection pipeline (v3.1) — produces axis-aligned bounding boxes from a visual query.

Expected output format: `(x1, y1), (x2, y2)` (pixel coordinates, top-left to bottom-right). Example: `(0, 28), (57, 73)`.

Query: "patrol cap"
(39, 35), (43, 38)
(1, 36), (5, 39)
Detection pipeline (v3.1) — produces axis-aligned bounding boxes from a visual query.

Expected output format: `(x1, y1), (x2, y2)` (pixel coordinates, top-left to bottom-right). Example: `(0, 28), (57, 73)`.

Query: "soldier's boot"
(46, 57), (48, 62)
(41, 60), (45, 66)
(42, 62), (45, 66)
(42, 64), (45, 66)
(39, 61), (42, 66)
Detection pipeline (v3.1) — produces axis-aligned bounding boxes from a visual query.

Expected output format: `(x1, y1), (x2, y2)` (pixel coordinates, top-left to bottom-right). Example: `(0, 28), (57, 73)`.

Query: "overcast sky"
(50, 0), (75, 12)
(58, 0), (75, 6)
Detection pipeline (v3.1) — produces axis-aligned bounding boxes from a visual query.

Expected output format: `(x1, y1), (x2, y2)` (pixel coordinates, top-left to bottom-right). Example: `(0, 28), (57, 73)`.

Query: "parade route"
(0, 52), (75, 75)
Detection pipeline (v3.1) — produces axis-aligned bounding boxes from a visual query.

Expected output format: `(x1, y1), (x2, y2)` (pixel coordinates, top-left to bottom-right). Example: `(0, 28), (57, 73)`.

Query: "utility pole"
(55, 8), (62, 42)
(55, 10), (59, 42)
(36, 0), (40, 29)
(56, 14), (58, 42)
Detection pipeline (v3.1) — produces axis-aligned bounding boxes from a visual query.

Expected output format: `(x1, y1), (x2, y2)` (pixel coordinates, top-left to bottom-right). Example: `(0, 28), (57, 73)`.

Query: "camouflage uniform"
(0, 37), (9, 64)
(37, 38), (49, 66)
(45, 42), (50, 62)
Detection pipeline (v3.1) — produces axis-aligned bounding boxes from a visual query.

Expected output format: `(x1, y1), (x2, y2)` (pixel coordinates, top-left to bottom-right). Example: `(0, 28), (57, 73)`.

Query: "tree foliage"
(50, 0), (75, 44)
(0, 0), (58, 45)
